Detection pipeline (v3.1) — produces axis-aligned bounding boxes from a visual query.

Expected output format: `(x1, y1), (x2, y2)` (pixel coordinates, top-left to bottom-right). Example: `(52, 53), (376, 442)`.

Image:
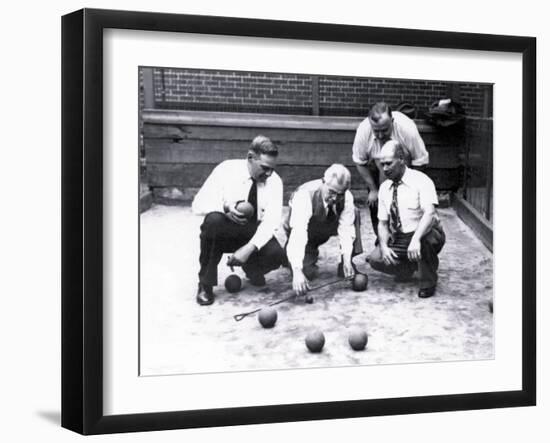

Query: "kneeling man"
(284, 164), (363, 297)
(191, 135), (286, 305)
(368, 140), (445, 298)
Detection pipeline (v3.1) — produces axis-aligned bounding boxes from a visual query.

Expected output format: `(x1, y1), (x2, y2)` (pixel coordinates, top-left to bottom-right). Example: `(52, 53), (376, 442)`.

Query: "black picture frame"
(61, 8), (536, 435)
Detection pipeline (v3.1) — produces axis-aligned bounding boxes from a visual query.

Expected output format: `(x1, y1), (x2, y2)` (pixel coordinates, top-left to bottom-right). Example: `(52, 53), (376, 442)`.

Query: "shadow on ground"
(36, 410), (60, 426)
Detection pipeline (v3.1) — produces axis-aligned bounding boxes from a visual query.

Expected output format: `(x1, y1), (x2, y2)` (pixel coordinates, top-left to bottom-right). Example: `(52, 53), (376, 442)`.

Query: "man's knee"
(367, 247), (385, 271)
(262, 238), (286, 266)
(200, 212), (226, 237)
(421, 226), (445, 255)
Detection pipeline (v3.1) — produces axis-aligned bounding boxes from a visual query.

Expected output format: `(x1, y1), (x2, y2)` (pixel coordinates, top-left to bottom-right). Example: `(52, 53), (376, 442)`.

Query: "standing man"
(367, 140), (445, 298)
(352, 102), (429, 237)
(191, 135), (286, 305)
(284, 164), (363, 297)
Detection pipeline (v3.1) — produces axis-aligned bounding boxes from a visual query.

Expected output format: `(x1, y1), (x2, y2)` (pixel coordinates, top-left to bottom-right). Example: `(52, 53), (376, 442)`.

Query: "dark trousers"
(368, 201), (379, 238)
(198, 212), (286, 287)
(368, 223), (445, 289)
(286, 208), (363, 275)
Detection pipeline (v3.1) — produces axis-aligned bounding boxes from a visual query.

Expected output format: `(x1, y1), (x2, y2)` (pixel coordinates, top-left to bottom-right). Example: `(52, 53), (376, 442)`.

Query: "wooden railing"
(141, 109), (466, 204)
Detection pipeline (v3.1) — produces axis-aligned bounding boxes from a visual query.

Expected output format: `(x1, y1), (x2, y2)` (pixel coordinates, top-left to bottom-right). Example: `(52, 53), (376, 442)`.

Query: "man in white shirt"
(367, 140), (445, 298)
(283, 164), (363, 298)
(191, 135), (286, 305)
(352, 102), (430, 238)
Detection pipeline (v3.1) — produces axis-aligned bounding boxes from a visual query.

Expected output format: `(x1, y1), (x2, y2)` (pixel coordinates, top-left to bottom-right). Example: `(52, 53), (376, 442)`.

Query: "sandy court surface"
(139, 205), (493, 376)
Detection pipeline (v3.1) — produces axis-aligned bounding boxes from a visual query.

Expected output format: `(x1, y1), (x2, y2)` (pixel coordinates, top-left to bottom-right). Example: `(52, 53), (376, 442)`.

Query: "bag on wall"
(425, 98), (465, 128)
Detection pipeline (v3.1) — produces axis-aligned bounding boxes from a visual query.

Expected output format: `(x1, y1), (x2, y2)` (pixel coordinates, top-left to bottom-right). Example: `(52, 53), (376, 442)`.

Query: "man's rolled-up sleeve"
(403, 122), (429, 166)
(377, 187), (390, 222)
(352, 121), (371, 165)
(191, 162), (225, 215)
(286, 190), (312, 270)
(249, 175), (283, 250)
(338, 191), (356, 258)
(419, 176), (439, 209)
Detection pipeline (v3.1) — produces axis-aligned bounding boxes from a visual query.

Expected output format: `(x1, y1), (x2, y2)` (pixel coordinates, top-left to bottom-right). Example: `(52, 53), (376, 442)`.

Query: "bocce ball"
(348, 328), (368, 351)
(258, 307), (278, 328)
(352, 273), (368, 292)
(224, 274), (242, 293)
(305, 330), (325, 353)
(236, 201), (255, 220)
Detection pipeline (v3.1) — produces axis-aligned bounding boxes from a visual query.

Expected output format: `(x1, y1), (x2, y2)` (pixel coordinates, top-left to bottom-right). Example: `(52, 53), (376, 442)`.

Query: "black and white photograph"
(138, 67), (494, 376)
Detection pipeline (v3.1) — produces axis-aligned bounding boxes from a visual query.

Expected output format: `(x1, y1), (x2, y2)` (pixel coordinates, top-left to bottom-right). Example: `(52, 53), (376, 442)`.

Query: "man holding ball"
(191, 135), (286, 306)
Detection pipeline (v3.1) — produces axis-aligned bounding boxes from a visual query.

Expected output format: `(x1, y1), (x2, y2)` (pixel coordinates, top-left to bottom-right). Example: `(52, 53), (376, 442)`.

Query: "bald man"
(284, 164), (363, 297)
(367, 140), (445, 298)
(352, 102), (429, 238)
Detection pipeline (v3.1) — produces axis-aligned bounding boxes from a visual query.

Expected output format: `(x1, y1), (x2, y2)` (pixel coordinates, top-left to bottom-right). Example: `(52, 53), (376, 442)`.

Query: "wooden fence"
(141, 109), (468, 204)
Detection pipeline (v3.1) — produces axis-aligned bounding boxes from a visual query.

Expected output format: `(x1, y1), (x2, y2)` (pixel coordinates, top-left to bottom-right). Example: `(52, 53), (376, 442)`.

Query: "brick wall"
(144, 68), (491, 118)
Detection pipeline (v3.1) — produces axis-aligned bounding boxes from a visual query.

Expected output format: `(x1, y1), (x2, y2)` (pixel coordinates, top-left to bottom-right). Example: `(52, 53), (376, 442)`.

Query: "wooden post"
(311, 75), (320, 116)
(484, 129), (493, 222)
(142, 67), (155, 109)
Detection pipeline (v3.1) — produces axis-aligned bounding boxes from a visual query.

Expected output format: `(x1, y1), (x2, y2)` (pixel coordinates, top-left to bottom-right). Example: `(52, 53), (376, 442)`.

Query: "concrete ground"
(139, 205), (493, 376)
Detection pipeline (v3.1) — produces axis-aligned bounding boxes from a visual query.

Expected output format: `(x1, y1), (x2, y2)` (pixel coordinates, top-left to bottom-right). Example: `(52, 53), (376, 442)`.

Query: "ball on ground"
(352, 273), (368, 291)
(236, 201), (255, 220)
(305, 330), (325, 353)
(258, 307), (278, 328)
(348, 328), (368, 351)
(224, 274), (242, 293)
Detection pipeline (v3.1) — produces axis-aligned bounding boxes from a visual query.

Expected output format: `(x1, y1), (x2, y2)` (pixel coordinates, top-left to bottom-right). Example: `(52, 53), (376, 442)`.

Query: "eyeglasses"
(326, 187), (346, 197)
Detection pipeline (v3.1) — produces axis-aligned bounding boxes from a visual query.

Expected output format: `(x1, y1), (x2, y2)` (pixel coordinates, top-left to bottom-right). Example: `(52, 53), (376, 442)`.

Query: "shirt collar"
(398, 167), (412, 186)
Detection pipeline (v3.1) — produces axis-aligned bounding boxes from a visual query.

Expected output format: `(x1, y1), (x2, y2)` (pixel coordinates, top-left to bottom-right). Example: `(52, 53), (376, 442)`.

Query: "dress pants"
(368, 223), (445, 289)
(287, 208), (363, 276)
(198, 212), (286, 287)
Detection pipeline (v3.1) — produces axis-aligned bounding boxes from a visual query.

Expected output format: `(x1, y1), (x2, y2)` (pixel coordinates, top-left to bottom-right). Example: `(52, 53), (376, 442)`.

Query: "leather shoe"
(418, 286), (436, 298)
(196, 283), (215, 305)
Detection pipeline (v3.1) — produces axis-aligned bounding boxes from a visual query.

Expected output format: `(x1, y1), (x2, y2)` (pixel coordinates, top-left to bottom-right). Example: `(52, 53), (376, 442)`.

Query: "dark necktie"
(247, 178), (258, 220)
(390, 181), (402, 233)
(326, 202), (336, 222)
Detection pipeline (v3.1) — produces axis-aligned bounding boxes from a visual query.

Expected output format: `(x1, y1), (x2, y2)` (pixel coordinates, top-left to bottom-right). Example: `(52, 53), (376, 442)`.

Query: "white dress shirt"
(378, 167), (438, 234)
(286, 183), (356, 270)
(352, 111), (430, 168)
(192, 159), (283, 250)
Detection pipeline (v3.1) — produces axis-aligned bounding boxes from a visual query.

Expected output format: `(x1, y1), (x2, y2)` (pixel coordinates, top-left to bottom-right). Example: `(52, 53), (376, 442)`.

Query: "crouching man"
(191, 135), (286, 305)
(368, 140), (445, 298)
(284, 164), (363, 298)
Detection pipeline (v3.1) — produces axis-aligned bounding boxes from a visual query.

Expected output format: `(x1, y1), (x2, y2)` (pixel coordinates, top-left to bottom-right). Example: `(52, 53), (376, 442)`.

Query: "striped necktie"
(390, 181), (402, 233)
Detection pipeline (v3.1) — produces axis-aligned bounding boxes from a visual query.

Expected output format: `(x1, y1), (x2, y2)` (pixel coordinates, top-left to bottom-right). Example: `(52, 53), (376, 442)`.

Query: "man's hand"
(407, 238), (422, 262)
(225, 202), (248, 225)
(380, 244), (398, 266)
(292, 269), (310, 297)
(342, 258), (355, 279)
(367, 189), (378, 208)
(227, 243), (256, 267)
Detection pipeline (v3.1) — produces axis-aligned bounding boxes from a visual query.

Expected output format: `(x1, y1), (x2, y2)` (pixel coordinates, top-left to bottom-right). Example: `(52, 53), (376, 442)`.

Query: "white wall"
(0, 1), (546, 441)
